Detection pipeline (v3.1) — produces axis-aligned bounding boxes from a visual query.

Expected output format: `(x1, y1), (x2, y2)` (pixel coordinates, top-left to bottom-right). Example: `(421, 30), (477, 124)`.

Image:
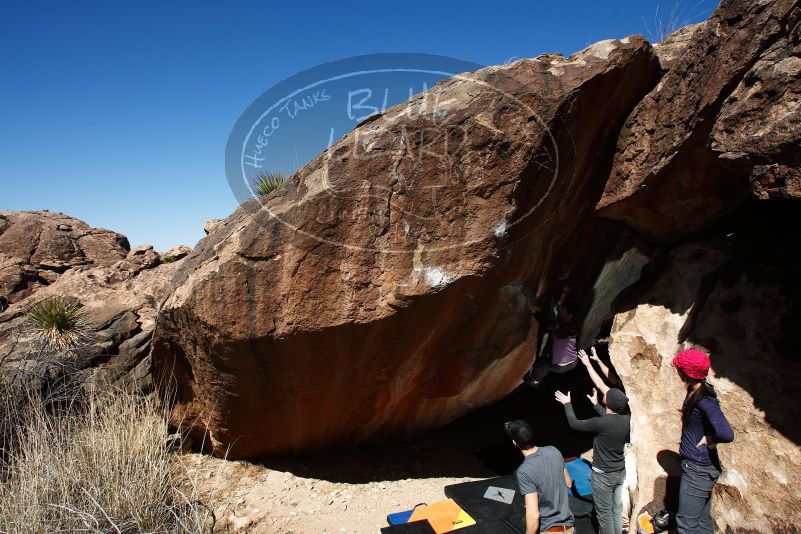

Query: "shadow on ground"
(261, 365), (599, 483)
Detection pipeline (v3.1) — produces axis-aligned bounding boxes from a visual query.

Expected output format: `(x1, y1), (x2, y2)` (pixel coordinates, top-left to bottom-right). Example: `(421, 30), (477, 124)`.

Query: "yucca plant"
(249, 170), (286, 197)
(26, 296), (90, 352)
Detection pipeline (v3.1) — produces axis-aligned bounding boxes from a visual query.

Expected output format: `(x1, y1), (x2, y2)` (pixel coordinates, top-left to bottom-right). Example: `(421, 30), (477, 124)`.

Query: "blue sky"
(0, 0), (718, 251)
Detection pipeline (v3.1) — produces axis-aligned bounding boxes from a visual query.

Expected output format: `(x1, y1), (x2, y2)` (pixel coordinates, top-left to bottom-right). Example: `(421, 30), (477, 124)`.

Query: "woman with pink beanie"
(672, 349), (734, 534)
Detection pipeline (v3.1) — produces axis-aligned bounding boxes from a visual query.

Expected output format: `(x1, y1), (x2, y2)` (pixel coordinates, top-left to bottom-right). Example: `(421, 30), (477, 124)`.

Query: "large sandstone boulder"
(152, 37), (660, 458)
(0, 211), (129, 308)
(597, 0), (801, 240)
(608, 216), (801, 531)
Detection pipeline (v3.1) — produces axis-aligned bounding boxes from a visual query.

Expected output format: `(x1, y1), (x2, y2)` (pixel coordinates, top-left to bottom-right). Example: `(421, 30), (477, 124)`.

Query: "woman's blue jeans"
(676, 459), (721, 534)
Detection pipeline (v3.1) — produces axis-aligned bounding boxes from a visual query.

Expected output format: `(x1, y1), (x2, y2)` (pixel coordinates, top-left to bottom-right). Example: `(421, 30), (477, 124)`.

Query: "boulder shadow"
(259, 365), (597, 483)
(646, 450), (681, 513)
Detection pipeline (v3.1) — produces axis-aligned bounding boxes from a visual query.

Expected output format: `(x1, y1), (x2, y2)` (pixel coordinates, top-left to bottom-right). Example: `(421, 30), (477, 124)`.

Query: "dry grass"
(0, 384), (213, 533)
(642, 0), (713, 43)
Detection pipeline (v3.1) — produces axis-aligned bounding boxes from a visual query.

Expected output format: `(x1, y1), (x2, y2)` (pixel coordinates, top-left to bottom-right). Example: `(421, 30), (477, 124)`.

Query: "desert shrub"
(0, 377), (26, 470)
(250, 170), (286, 197)
(162, 255), (177, 264)
(0, 385), (213, 533)
(26, 296), (89, 352)
(0, 315), (93, 466)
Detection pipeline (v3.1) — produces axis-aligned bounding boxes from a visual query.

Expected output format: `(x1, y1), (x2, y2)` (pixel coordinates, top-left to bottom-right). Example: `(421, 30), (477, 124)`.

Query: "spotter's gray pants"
(591, 468), (624, 534)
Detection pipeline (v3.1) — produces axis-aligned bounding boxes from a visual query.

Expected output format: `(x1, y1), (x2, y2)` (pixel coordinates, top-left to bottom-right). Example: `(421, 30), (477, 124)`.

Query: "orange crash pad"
(408, 499), (476, 533)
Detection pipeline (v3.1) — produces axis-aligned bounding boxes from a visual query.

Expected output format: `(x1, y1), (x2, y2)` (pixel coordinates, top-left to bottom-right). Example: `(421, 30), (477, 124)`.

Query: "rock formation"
(203, 219), (224, 235)
(152, 37), (660, 458)
(4, 0), (799, 530)
(0, 210), (129, 309)
(598, 0), (801, 241)
(651, 22), (705, 71)
(162, 245), (192, 262)
(149, 0), (800, 528)
(608, 218), (801, 532)
(0, 212), (190, 395)
(596, 0), (801, 529)
(151, 8), (801, 528)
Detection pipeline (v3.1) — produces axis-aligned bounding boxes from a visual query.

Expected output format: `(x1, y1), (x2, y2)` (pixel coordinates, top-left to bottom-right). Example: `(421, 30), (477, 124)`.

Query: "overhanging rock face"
(152, 37), (659, 458)
(597, 0), (801, 241)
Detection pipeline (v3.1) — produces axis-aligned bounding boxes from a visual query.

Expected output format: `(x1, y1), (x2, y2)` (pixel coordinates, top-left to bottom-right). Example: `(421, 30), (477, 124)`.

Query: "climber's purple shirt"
(551, 330), (578, 366)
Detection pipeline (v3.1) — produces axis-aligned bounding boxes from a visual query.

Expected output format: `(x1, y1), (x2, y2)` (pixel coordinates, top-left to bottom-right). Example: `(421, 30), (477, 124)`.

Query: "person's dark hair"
(556, 299), (579, 335)
(681, 379), (717, 426)
(504, 420), (537, 450)
(562, 299), (579, 316)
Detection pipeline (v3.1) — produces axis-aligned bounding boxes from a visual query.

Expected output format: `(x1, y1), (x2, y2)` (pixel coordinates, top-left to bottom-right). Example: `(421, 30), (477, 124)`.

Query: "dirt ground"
(185, 370), (600, 533)
(184, 453), (481, 534)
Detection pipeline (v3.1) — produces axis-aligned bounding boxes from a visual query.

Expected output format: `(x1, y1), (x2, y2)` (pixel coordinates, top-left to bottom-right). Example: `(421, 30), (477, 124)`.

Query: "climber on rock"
(672, 349), (734, 534)
(554, 347), (630, 534)
(524, 285), (579, 388)
(505, 419), (575, 534)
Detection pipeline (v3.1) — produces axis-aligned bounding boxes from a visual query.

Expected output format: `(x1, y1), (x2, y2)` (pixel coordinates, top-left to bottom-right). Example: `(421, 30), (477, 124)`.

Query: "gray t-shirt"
(514, 446), (574, 531)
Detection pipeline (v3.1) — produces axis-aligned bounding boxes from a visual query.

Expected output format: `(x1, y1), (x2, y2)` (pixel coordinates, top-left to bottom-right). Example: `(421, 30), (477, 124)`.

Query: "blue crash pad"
(387, 509), (416, 526)
(388, 504), (427, 526)
(565, 458), (593, 497)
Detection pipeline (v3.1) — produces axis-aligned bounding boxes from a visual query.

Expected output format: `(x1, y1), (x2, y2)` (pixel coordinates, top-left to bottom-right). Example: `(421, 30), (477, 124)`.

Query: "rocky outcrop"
(652, 22), (705, 71)
(0, 211), (129, 308)
(0, 214), (187, 396)
(203, 219), (223, 235)
(162, 245), (192, 262)
(0, 258), (179, 393)
(4, 1), (798, 530)
(597, 0), (801, 240)
(607, 204), (801, 531)
(593, 1), (801, 529)
(152, 37), (660, 458)
(712, 12), (801, 202)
